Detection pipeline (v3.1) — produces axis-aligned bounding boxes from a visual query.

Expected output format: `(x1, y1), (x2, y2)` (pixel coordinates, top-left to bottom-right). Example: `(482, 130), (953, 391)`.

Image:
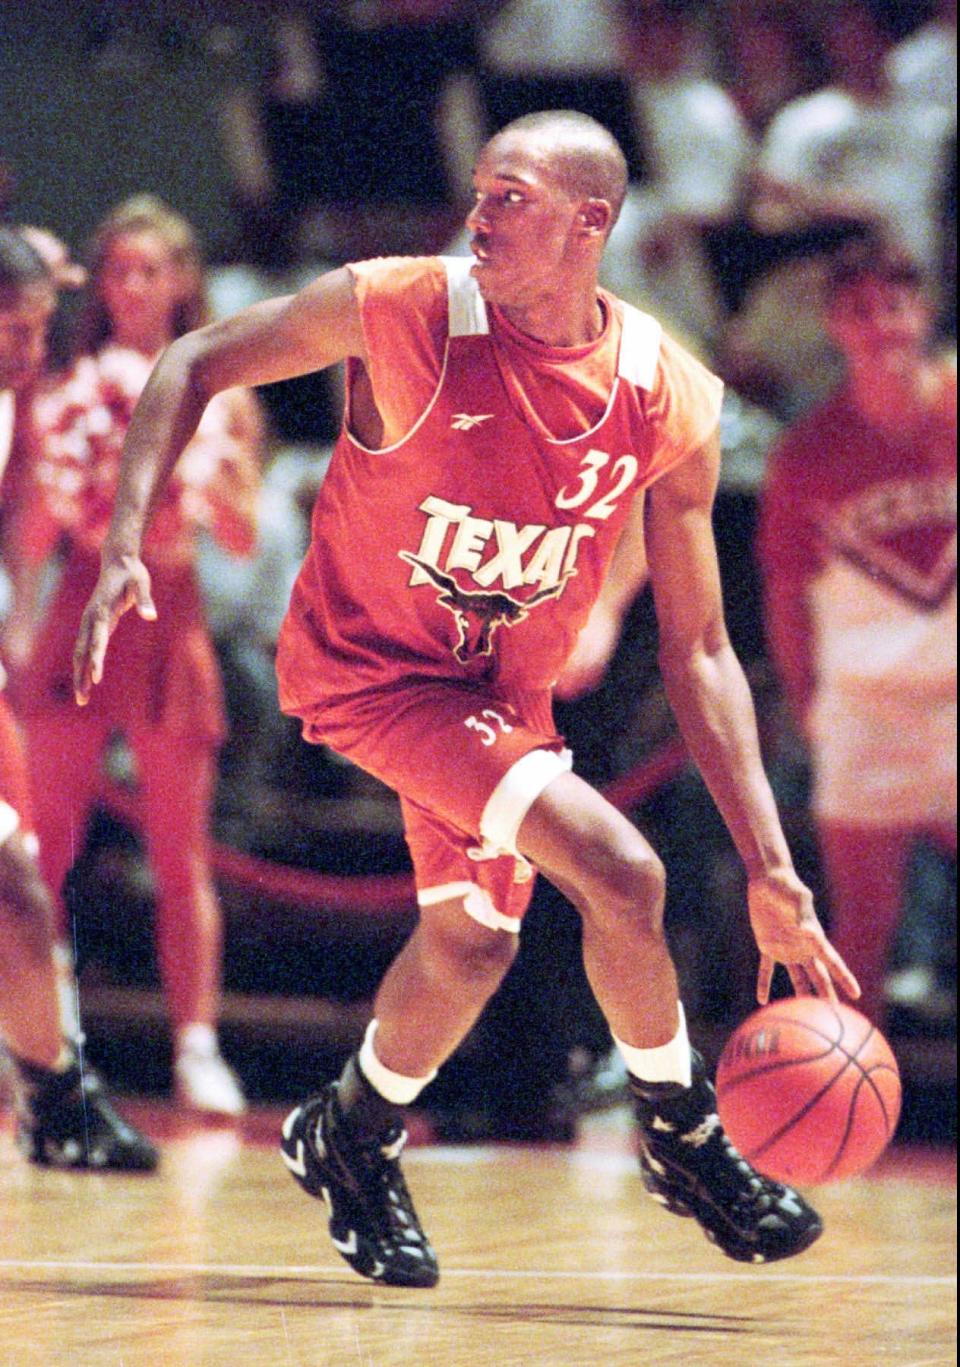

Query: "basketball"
(715, 998), (901, 1185)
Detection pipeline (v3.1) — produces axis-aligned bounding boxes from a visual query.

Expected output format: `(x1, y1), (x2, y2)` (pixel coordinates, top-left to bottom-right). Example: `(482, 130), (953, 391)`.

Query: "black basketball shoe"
(15, 1059), (159, 1172)
(280, 1083), (439, 1287)
(631, 1051), (822, 1263)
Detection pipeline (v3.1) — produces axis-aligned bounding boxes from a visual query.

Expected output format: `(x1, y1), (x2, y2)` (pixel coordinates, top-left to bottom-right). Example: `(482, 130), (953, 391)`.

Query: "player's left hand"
(747, 866), (861, 1006)
(73, 552), (156, 705)
(554, 601), (622, 700)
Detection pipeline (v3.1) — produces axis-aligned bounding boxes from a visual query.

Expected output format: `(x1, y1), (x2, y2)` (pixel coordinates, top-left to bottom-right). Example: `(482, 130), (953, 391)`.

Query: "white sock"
(177, 1023), (218, 1058)
(358, 1020), (437, 1105)
(613, 1003), (692, 1088)
(52, 942), (81, 1042)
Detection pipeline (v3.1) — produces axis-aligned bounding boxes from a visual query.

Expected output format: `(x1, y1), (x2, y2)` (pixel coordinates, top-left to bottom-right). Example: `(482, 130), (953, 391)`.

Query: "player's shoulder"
(655, 325), (721, 389)
(603, 291), (716, 388)
(347, 255), (447, 304)
(639, 312), (725, 422)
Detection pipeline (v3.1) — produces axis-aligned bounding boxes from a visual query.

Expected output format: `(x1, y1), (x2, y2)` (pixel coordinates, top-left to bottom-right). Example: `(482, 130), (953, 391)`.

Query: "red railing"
(95, 736), (689, 914)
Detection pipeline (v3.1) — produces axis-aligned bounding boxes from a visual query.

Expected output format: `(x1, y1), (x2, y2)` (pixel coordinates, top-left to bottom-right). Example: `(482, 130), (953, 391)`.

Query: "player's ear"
(578, 198), (613, 238)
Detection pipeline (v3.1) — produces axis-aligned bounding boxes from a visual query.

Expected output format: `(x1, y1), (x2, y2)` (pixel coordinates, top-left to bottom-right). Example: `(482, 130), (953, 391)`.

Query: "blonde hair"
(74, 194), (210, 356)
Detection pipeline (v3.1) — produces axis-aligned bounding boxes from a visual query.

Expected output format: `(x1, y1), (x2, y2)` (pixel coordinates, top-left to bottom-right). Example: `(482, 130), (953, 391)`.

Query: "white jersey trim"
(346, 261), (662, 456)
(618, 305), (662, 391)
(0, 800), (20, 849)
(0, 390), (15, 487)
(441, 255), (490, 337)
(462, 885), (522, 934)
(344, 254), (481, 455)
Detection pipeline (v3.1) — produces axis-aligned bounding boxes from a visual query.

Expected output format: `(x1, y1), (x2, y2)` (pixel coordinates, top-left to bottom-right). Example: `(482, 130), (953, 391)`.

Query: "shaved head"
(490, 111), (629, 232)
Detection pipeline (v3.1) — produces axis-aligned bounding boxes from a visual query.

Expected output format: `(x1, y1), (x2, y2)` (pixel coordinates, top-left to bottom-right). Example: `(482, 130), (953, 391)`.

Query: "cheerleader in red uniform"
(759, 238), (956, 1028)
(15, 197), (263, 1116)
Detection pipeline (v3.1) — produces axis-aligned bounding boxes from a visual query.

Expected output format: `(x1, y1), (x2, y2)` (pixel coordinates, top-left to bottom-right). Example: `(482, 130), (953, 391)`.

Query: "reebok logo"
(451, 413), (494, 431)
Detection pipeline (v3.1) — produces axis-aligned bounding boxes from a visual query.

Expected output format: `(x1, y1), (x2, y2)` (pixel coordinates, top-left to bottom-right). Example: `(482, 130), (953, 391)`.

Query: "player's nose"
(466, 197), (491, 232)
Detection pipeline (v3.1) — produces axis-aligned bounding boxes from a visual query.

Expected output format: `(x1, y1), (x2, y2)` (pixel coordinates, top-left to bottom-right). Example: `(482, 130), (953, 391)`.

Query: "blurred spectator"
(14, 227), (87, 292)
(14, 225), (89, 373)
(477, 0), (647, 171)
(886, 0), (956, 116)
(219, 2), (485, 267)
(752, 0), (952, 277)
(721, 3), (824, 136)
(10, 196), (265, 1116)
(757, 237), (957, 1030)
(717, 246), (852, 419)
(197, 443), (329, 823)
(601, 0), (755, 351)
(720, 0), (954, 419)
(480, 0), (624, 76)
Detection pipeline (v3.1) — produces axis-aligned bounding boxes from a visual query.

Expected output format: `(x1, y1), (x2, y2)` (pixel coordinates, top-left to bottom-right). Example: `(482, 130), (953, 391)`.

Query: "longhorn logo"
(399, 552), (575, 663)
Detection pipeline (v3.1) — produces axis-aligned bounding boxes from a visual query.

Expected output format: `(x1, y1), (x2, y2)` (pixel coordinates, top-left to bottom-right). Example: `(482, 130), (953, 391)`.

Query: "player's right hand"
(73, 553), (157, 705)
(748, 866), (861, 1006)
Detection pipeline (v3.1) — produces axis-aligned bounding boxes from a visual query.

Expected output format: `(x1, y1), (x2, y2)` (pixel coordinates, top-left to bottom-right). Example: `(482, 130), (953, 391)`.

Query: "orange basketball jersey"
(277, 256), (722, 722)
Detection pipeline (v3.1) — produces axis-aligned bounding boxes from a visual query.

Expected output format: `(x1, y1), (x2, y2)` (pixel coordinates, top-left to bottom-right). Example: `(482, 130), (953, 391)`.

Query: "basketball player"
(759, 237), (957, 1028)
(0, 227), (157, 1170)
(74, 112), (859, 1281)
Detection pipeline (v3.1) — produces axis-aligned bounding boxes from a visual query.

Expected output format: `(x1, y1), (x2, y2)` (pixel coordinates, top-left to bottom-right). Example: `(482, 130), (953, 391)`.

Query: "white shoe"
(174, 1047), (247, 1117)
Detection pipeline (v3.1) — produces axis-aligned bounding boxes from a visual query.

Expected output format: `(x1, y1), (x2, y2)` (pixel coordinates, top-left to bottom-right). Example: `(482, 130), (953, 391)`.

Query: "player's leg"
(518, 770), (678, 1047)
(368, 800), (522, 1077)
(517, 771), (822, 1263)
(133, 726), (244, 1116)
(0, 817), (63, 1069)
(369, 908), (519, 1076)
(281, 796), (526, 1288)
(817, 822), (912, 1028)
(18, 706), (108, 1042)
(281, 898), (516, 1289)
(0, 804), (158, 1171)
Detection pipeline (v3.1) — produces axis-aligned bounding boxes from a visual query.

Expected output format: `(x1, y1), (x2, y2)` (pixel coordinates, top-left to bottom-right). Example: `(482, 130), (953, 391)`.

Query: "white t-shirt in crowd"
(758, 87), (952, 271)
(887, 19), (957, 116)
(480, 0), (623, 74)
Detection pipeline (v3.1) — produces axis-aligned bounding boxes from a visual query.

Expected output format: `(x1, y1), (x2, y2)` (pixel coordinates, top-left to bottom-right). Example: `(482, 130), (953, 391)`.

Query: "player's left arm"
(645, 429), (859, 1004)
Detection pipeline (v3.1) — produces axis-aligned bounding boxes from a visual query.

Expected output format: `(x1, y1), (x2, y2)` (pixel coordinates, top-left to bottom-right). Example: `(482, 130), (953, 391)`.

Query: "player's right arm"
(73, 266), (365, 704)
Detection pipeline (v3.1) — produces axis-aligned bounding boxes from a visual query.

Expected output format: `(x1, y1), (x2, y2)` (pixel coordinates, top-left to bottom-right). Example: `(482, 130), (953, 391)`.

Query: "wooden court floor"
(0, 1102), (954, 1367)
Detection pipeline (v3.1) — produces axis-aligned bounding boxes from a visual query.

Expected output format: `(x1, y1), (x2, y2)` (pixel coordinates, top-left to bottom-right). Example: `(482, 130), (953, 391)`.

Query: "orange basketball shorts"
(302, 678), (572, 931)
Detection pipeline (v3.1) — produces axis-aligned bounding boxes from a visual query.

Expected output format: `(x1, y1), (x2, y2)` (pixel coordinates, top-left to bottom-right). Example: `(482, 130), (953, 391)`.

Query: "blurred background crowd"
(0, 0), (955, 1144)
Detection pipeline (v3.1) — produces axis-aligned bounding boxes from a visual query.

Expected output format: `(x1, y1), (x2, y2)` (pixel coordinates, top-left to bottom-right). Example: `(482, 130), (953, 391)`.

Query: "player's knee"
(428, 921), (518, 992)
(579, 844), (667, 938)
